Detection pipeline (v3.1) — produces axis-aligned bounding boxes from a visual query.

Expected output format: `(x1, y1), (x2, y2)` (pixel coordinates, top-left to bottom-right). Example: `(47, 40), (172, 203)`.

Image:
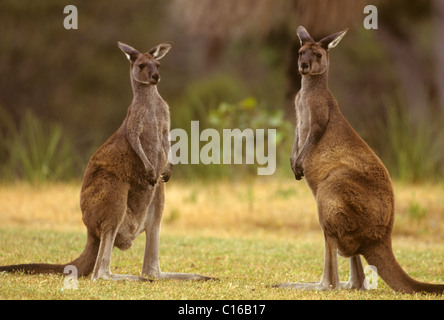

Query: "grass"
(0, 179), (443, 300)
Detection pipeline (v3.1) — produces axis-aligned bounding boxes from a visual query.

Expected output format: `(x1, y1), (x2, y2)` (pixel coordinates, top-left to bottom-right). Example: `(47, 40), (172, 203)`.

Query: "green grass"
(0, 180), (443, 300)
(1, 227), (443, 300)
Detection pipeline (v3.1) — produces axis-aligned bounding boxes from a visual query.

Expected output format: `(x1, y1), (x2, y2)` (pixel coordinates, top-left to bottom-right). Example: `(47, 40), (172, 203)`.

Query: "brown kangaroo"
(276, 26), (444, 294)
(0, 42), (211, 281)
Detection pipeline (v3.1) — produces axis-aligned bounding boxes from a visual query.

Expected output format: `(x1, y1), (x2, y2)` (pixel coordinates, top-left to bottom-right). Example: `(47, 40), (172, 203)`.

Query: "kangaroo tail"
(0, 262), (67, 275)
(0, 231), (99, 277)
(363, 238), (444, 294)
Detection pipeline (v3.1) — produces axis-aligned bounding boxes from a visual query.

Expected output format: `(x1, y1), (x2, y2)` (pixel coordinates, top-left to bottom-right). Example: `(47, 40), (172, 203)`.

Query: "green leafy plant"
(209, 96), (292, 172)
(378, 97), (444, 182)
(0, 108), (80, 182)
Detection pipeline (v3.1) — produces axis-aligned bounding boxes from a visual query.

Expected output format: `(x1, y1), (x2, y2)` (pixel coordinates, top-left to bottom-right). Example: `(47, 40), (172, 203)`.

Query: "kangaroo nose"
(301, 62), (309, 69)
(151, 73), (160, 83)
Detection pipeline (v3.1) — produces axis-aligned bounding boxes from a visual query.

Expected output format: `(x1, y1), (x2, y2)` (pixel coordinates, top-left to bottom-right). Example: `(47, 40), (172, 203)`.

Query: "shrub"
(0, 108), (81, 182)
(378, 100), (444, 182)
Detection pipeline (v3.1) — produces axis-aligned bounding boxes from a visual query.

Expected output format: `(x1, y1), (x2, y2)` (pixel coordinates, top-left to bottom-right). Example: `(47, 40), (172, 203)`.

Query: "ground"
(0, 179), (443, 300)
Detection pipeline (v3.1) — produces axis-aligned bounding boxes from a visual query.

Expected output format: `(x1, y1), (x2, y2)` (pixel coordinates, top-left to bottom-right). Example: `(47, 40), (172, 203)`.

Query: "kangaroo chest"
(130, 95), (169, 169)
(143, 117), (169, 169)
(295, 94), (311, 155)
(140, 115), (162, 154)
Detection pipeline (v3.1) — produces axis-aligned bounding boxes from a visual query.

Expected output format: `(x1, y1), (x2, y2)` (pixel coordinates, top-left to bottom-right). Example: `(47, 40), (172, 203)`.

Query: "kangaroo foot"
(339, 280), (367, 290)
(92, 272), (153, 282)
(147, 272), (218, 281)
(274, 280), (367, 291)
(273, 282), (335, 291)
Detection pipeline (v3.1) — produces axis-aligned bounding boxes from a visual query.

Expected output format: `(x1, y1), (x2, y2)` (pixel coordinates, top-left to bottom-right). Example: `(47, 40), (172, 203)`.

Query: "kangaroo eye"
(298, 51), (304, 57)
(316, 53), (322, 59)
(138, 64), (145, 70)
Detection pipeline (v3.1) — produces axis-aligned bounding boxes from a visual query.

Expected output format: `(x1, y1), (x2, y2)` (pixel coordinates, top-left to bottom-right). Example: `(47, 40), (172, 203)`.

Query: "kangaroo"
(0, 42), (212, 281)
(275, 26), (444, 294)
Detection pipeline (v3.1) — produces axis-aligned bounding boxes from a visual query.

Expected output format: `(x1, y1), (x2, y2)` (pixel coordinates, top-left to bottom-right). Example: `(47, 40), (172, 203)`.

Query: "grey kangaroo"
(275, 26), (444, 294)
(0, 42), (211, 281)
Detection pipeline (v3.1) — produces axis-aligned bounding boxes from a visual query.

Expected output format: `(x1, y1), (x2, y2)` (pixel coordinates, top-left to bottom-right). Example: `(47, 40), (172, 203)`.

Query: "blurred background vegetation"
(0, 0), (443, 183)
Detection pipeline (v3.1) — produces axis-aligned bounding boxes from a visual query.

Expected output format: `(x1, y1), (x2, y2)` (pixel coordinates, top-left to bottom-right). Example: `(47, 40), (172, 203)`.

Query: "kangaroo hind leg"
(88, 181), (147, 281)
(274, 234), (340, 290)
(141, 182), (215, 281)
(340, 255), (366, 290)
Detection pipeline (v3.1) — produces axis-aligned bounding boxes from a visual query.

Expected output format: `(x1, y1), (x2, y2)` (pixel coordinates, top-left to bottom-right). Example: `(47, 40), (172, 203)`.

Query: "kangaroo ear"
(297, 26), (314, 46)
(118, 42), (140, 62)
(319, 29), (348, 51)
(149, 42), (173, 60)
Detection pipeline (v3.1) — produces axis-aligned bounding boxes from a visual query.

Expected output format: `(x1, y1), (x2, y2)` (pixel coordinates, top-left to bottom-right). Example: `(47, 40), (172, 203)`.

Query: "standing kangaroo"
(276, 26), (444, 294)
(0, 42), (211, 281)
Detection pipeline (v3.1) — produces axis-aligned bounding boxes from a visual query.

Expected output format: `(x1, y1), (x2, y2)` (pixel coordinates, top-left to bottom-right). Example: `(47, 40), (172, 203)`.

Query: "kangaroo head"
(296, 26), (347, 76)
(118, 41), (173, 85)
